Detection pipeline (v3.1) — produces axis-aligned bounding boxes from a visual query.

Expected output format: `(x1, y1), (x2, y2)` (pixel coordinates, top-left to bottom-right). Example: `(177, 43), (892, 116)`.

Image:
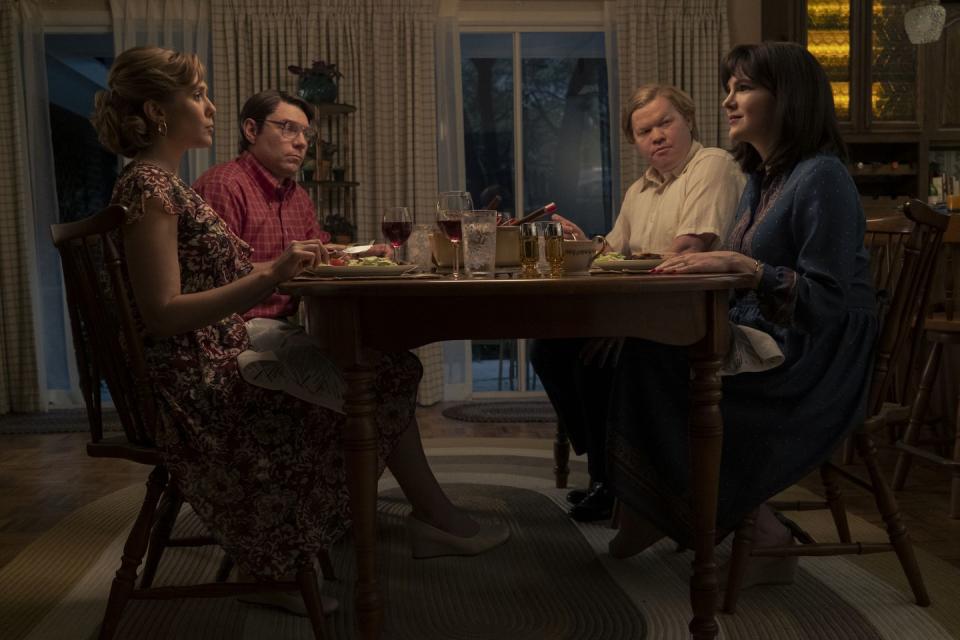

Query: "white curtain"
(210, 0), (444, 405)
(0, 0), (46, 414)
(110, 0), (213, 182)
(614, 0), (730, 196)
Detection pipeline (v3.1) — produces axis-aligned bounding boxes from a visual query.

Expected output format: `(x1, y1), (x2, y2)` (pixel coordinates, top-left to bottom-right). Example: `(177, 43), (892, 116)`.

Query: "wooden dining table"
(280, 271), (754, 640)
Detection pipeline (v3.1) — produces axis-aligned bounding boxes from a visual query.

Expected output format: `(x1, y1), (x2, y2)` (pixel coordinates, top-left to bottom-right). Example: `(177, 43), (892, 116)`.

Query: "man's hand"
(550, 213), (587, 241)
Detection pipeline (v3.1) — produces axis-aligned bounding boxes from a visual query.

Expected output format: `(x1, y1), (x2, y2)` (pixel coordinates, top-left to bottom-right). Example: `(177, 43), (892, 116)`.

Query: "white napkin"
(238, 318), (345, 413)
(720, 325), (785, 376)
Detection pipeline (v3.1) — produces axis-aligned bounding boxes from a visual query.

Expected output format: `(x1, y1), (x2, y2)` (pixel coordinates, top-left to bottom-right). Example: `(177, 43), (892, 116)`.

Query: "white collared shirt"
(605, 142), (745, 255)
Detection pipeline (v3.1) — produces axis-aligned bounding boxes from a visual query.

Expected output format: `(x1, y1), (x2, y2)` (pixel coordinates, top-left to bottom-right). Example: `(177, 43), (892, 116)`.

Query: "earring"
(157, 120), (168, 137)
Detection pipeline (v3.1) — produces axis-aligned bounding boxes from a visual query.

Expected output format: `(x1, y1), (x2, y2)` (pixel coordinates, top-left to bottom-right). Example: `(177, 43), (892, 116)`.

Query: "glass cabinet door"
(806, 0), (853, 122)
(869, 0), (919, 125)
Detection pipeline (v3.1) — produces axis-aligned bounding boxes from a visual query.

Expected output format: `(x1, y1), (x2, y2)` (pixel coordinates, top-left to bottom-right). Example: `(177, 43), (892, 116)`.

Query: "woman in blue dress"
(605, 42), (877, 586)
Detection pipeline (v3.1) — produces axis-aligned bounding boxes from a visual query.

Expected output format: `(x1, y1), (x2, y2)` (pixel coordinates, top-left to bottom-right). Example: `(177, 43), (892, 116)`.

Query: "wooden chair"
(52, 205), (329, 640)
(723, 199), (949, 614)
(838, 214), (926, 463)
(892, 212), (960, 517)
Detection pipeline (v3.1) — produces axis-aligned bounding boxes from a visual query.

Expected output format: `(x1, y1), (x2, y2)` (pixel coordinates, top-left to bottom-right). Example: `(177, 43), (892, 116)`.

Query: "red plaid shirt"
(194, 152), (329, 320)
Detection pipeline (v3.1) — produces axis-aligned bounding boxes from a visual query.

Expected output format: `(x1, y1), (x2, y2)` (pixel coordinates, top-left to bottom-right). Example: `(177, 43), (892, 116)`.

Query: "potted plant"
(324, 213), (355, 244)
(288, 59), (342, 104)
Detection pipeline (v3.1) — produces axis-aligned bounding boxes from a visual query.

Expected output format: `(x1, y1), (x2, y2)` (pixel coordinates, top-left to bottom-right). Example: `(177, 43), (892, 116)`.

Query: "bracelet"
(753, 258), (762, 274)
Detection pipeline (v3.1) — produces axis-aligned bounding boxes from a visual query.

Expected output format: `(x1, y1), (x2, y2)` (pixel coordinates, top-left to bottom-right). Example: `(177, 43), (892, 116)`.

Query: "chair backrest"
(867, 200), (949, 418)
(865, 214), (914, 307)
(50, 205), (158, 447)
(864, 214), (919, 402)
(926, 212), (960, 322)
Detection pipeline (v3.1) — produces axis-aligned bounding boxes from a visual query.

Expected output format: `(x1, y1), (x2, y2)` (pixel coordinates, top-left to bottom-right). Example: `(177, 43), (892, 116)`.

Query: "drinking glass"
(520, 222), (541, 278)
(381, 206), (413, 262)
(461, 210), (498, 278)
(543, 221), (565, 278)
(436, 191), (474, 279)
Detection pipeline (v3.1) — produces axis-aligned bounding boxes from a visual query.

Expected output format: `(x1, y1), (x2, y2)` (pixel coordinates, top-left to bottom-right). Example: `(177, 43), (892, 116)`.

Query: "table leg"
(343, 364), (382, 639)
(687, 313), (725, 639)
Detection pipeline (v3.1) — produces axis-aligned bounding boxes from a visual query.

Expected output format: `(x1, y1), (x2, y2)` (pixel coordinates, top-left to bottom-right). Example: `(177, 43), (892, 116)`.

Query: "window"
(459, 30), (612, 394)
(42, 32), (116, 402)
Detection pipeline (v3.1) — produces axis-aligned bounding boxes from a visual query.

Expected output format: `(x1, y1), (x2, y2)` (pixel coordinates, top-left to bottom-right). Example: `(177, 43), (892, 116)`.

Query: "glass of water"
(461, 210), (498, 278)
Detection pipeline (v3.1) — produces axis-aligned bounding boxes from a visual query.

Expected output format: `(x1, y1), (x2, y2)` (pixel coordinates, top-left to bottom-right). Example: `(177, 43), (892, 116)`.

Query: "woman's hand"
(653, 250), (759, 280)
(550, 213), (587, 240)
(270, 240), (327, 282)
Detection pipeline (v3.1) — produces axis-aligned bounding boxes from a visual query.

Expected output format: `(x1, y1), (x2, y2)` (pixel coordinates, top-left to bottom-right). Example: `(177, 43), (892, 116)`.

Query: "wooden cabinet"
(763, 0), (960, 209)
(300, 103), (358, 243)
(923, 3), (960, 138)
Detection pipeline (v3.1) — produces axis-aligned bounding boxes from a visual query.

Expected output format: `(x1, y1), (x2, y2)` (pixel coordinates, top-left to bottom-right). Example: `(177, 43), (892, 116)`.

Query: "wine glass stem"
(453, 241), (460, 279)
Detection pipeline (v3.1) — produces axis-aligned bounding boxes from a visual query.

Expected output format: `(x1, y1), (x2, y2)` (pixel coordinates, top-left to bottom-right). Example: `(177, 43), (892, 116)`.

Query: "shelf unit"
(763, 1), (960, 210)
(301, 102), (357, 243)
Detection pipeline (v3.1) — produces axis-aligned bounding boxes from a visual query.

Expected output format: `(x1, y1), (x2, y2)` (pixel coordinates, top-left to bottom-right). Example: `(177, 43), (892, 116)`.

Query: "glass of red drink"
(381, 207), (413, 262)
(436, 191), (474, 279)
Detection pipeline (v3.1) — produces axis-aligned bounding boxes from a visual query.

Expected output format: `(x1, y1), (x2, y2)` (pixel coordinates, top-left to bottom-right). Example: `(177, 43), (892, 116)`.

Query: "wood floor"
(1, 402), (959, 574)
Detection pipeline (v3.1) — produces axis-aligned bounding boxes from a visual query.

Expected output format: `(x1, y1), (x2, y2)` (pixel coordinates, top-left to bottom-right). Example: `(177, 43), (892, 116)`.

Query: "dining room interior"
(2, 0), (960, 638)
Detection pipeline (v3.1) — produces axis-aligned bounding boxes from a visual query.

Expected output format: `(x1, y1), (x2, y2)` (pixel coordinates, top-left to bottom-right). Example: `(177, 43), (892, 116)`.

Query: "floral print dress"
(110, 162), (419, 578)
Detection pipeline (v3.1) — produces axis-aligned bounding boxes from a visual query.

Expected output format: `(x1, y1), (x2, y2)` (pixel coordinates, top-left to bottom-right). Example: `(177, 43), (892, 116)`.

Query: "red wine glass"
(436, 191), (473, 279)
(381, 207), (413, 263)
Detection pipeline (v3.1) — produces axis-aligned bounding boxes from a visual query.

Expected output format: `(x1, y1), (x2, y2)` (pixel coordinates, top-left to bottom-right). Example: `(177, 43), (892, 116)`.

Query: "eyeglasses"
(263, 119), (317, 143)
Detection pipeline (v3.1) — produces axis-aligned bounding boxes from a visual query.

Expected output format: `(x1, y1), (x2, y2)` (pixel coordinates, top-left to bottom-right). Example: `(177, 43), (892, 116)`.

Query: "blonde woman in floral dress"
(91, 46), (508, 613)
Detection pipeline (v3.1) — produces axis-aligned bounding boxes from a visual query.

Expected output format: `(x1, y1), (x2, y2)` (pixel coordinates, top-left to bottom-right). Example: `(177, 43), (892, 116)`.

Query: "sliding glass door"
(460, 30), (612, 395)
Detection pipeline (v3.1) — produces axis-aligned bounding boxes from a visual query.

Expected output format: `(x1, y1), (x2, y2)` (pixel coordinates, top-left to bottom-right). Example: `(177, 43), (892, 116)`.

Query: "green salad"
(592, 252), (626, 263)
(347, 256), (398, 267)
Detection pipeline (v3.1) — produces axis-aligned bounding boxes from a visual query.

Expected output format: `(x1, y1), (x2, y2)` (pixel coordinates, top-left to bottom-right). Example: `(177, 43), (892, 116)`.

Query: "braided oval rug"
(3, 439), (960, 639)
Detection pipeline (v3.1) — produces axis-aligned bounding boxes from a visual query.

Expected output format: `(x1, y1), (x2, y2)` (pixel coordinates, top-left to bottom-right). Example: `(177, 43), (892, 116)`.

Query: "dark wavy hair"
(720, 42), (847, 176)
(238, 90), (315, 154)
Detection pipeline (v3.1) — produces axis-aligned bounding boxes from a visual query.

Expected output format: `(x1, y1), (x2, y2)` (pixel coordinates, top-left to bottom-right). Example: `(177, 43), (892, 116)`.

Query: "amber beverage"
(520, 223), (540, 278)
(543, 222), (564, 278)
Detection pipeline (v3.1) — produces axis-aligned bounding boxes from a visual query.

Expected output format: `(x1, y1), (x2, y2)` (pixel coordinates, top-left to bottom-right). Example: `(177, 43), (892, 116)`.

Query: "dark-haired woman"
(605, 42), (877, 586)
(90, 46), (508, 611)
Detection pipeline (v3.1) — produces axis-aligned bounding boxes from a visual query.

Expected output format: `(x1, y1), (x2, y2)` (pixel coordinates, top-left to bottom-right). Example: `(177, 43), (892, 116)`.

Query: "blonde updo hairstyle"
(621, 84), (699, 143)
(91, 46), (204, 158)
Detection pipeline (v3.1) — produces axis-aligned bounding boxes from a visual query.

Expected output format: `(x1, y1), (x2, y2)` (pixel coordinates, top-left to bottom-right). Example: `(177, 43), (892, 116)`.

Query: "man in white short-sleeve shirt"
(556, 86), (744, 256)
(537, 85), (745, 523)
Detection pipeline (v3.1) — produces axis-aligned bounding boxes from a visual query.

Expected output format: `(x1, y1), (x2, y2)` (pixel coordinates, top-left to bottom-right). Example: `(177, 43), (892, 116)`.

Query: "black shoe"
(568, 482), (614, 522)
(566, 488), (589, 505)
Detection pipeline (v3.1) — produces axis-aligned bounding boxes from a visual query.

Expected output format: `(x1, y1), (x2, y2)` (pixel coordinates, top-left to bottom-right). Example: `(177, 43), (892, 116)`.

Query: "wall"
(729, 0), (762, 45)
(44, 0), (762, 43)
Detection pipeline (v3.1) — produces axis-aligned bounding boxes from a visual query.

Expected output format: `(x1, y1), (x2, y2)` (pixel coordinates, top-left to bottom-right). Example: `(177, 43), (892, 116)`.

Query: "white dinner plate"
(302, 264), (417, 278)
(593, 258), (664, 272)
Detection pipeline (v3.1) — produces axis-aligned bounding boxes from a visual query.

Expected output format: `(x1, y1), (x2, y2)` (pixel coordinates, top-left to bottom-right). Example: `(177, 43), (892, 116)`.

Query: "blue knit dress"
(607, 154), (878, 541)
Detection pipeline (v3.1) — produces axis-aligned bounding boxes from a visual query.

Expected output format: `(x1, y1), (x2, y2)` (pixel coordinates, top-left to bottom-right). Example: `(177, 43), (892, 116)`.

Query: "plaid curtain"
(0, 0), (42, 414)
(110, 0), (213, 182)
(210, 0), (443, 404)
(615, 0), (730, 199)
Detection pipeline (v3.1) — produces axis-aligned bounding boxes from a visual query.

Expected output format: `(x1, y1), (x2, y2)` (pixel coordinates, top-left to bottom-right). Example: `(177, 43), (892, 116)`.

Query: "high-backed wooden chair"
(892, 212), (960, 517)
(837, 214), (924, 463)
(52, 205), (329, 640)
(723, 199), (948, 614)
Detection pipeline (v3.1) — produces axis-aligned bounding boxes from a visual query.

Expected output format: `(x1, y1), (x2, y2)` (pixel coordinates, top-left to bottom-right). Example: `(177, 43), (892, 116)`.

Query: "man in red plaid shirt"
(195, 90), (330, 320)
